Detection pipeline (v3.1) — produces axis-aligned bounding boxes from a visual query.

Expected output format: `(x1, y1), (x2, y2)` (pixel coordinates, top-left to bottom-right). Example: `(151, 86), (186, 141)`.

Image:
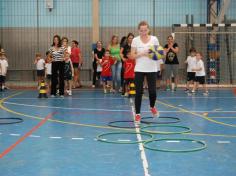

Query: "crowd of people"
(34, 35), (82, 97)
(1, 20), (208, 122)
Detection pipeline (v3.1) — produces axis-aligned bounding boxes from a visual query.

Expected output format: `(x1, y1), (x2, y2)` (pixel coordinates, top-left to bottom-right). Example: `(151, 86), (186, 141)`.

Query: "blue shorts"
(101, 76), (112, 82)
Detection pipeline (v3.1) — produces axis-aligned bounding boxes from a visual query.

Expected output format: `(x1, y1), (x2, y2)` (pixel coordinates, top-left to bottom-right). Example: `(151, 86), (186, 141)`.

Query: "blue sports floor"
(0, 88), (236, 176)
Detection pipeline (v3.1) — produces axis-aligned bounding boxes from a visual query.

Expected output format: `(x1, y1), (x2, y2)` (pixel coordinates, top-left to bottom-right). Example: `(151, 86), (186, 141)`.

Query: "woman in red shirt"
(71, 40), (83, 88)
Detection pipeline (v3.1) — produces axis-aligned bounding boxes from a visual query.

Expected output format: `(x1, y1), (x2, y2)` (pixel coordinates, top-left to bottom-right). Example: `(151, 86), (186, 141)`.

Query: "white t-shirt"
(36, 58), (45, 70)
(195, 59), (205, 76)
(156, 59), (164, 72)
(0, 59), (8, 76)
(45, 63), (52, 75)
(186, 56), (197, 72)
(131, 36), (160, 72)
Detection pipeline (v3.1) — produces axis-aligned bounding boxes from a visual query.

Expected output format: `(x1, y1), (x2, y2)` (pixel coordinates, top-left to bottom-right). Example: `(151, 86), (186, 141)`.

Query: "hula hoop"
(107, 117), (181, 129)
(140, 124), (191, 134)
(108, 120), (136, 129)
(0, 118), (24, 125)
(144, 138), (207, 152)
(141, 116), (181, 124)
(96, 131), (154, 144)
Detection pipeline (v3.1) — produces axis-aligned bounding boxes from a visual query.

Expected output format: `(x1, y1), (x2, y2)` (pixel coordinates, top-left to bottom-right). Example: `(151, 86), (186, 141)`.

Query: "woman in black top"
(92, 41), (105, 87)
(120, 33), (134, 60)
(49, 35), (66, 97)
(164, 35), (179, 91)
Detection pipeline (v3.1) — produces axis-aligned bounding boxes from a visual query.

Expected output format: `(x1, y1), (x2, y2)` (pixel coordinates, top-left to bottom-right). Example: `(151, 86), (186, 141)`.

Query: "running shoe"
(150, 107), (160, 118)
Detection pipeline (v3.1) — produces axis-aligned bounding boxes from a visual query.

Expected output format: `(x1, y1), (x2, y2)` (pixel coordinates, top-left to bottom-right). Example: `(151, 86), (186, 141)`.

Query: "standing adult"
(49, 35), (66, 97)
(107, 35), (122, 92)
(119, 36), (127, 92)
(164, 35), (179, 91)
(120, 33), (134, 94)
(92, 41), (105, 88)
(131, 21), (160, 123)
(71, 40), (82, 88)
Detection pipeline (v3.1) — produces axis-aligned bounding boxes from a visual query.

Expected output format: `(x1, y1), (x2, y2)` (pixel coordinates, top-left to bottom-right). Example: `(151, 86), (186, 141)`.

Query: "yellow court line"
(0, 92), (134, 132)
(156, 99), (236, 128)
(1, 92), (236, 138)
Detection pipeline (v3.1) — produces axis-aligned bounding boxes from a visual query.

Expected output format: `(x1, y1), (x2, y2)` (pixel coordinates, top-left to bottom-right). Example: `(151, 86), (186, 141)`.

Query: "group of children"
(0, 49), (8, 91)
(185, 48), (208, 95)
(34, 51), (74, 96)
(99, 49), (135, 96)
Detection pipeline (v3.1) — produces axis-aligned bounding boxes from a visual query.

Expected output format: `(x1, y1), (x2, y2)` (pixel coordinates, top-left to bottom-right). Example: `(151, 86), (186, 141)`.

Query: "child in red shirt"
(99, 50), (116, 93)
(123, 50), (135, 96)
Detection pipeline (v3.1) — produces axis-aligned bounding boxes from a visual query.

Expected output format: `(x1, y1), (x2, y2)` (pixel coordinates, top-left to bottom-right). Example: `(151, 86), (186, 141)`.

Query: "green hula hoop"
(140, 124), (191, 134)
(96, 131), (154, 144)
(144, 138), (207, 152)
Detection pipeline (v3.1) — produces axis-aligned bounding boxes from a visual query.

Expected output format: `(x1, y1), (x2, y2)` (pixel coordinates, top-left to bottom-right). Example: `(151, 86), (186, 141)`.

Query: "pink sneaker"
(135, 114), (141, 123)
(150, 107), (160, 118)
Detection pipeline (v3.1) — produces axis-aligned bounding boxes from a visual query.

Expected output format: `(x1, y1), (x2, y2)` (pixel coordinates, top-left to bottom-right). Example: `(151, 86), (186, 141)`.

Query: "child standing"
(45, 51), (52, 94)
(34, 53), (45, 88)
(185, 48), (197, 92)
(192, 52), (208, 95)
(0, 50), (8, 90)
(123, 50), (135, 97)
(99, 50), (116, 93)
(64, 52), (74, 96)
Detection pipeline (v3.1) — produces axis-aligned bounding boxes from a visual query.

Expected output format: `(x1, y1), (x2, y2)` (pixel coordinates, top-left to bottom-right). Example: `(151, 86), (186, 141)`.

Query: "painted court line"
(9, 134), (21, 136)
(166, 140), (180, 143)
(49, 136), (62, 139)
(4, 101), (236, 113)
(29, 135), (41, 138)
(130, 99), (150, 176)
(0, 112), (56, 159)
(217, 141), (231, 144)
(6, 96), (236, 99)
(4, 101), (131, 112)
(71, 138), (84, 140)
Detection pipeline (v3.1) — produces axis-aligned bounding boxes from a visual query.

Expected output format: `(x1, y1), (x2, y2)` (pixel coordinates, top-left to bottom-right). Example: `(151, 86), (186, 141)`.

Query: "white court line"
(9, 133), (20, 136)
(100, 139), (107, 141)
(71, 138), (84, 140)
(217, 141), (231, 144)
(29, 135), (41, 138)
(4, 101), (236, 113)
(130, 99), (150, 176)
(166, 140), (180, 143)
(49, 136), (62, 139)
